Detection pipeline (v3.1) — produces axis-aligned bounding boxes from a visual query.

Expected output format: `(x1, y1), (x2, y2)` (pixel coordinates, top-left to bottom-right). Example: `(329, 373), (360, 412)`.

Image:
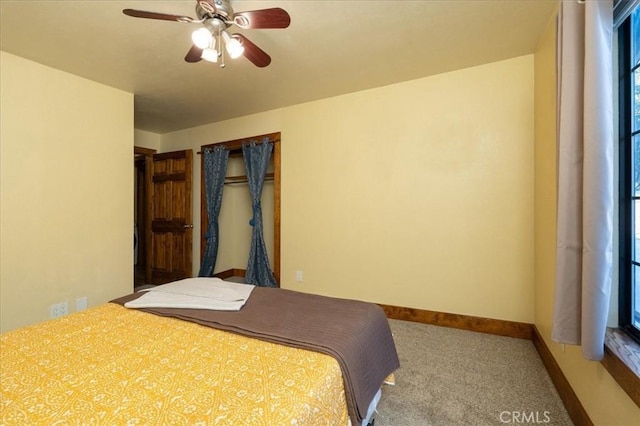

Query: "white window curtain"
(552, 0), (614, 361)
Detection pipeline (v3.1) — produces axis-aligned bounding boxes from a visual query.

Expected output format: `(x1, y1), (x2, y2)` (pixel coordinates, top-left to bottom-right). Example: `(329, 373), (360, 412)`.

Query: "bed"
(0, 278), (399, 425)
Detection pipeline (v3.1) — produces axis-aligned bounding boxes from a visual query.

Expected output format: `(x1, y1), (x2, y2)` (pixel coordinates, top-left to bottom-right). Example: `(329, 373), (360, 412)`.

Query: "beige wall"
(134, 128), (161, 152)
(533, 15), (640, 424)
(0, 52), (134, 332)
(163, 55), (535, 323)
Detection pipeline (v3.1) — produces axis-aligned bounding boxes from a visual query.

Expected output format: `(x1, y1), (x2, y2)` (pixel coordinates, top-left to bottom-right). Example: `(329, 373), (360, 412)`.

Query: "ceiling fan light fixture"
(221, 31), (244, 59)
(191, 27), (213, 49)
(201, 47), (219, 62)
(123, 1), (290, 69)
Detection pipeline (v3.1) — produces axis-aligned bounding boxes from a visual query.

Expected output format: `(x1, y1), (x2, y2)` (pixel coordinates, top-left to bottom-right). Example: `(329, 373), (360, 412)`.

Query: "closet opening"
(200, 132), (280, 285)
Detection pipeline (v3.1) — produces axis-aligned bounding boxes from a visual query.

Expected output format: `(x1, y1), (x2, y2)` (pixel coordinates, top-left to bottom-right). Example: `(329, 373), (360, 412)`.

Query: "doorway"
(134, 146), (155, 286)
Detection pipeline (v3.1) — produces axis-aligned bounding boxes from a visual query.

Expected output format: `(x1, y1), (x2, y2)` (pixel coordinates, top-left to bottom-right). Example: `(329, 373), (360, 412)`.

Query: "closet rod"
(224, 172), (275, 185)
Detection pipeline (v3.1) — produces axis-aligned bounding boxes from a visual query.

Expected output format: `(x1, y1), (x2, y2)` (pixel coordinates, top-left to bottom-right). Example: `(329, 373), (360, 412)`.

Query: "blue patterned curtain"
(198, 145), (229, 277)
(243, 139), (277, 287)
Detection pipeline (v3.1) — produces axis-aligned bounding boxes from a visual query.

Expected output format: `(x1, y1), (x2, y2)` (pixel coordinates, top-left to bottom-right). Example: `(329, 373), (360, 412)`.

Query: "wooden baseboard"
(378, 303), (532, 340)
(213, 268), (246, 279)
(531, 326), (593, 425)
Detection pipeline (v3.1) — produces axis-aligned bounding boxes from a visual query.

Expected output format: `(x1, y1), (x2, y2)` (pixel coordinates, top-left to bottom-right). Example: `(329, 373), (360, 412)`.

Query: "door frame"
(134, 146), (156, 285)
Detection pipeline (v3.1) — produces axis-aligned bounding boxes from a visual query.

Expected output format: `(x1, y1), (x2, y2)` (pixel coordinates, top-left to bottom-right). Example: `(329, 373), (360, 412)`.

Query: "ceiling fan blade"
(233, 8), (291, 29)
(123, 9), (194, 23)
(185, 45), (203, 63)
(233, 34), (271, 68)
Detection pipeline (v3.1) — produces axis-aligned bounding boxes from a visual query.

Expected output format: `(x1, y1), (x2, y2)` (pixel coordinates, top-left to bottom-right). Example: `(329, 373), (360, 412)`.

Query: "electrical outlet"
(50, 301), (68, 319)
(296, 270), (303, 282)
(76, 297), (87, 311)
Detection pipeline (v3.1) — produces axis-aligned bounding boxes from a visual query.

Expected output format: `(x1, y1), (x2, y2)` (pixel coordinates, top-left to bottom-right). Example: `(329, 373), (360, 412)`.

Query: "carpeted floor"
(372, 320), (572, 426)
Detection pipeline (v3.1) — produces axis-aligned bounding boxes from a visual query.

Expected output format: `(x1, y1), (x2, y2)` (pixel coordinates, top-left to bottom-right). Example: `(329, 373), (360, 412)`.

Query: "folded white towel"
(125, 277), (254, 311)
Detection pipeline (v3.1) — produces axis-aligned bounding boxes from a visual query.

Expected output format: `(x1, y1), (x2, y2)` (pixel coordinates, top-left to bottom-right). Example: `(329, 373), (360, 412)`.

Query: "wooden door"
(147, 149), (193, 284)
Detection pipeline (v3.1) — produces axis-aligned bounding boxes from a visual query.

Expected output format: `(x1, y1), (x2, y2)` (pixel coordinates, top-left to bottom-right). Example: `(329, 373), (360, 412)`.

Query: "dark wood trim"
(198, 132), (281, 155)
(602, 347), (640, 408)
(273, 140), (281, 283)
(225, 172), (274, 184)
(144, 155), (153, 285)
(133, 146), (157, 286)
(134, 158), (146, 286)
(134, 146), (156, 156)
(379, 304), (532, 340)
(214, 268), (246, 279)
(154, 150), (188, 160)
(213, 269), (234, 279)
(531, 326), (593, 425)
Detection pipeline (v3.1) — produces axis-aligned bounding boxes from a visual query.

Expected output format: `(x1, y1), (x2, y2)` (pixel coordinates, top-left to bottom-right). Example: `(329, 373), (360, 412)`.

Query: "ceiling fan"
(123, 0), (290, 68)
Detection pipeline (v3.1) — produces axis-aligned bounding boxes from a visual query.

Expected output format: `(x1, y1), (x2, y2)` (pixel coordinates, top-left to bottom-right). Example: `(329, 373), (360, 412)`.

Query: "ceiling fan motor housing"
(197, 0), (233, 21)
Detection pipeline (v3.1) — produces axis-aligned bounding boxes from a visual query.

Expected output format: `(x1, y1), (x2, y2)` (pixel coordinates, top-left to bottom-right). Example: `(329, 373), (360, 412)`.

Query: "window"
(619, 3), (640, 343)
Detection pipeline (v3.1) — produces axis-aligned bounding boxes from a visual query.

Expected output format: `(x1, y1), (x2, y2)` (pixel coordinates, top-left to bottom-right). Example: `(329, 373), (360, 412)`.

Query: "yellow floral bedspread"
(0, 303), (349, 425)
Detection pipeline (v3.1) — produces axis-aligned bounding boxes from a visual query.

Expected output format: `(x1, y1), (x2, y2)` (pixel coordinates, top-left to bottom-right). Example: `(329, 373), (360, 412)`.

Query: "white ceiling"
(0, 0), (557, 134)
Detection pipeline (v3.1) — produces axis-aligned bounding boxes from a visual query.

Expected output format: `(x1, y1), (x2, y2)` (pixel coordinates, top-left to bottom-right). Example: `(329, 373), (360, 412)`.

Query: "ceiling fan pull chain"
(219, 31), (226, 68)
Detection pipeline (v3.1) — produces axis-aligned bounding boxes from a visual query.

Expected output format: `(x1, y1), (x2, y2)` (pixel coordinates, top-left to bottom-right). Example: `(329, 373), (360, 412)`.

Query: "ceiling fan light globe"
(201, 48), (218, 62)
(227, 45), (244, 59)
(225, 38), (244, 59)
(192, 28), (213, 49)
